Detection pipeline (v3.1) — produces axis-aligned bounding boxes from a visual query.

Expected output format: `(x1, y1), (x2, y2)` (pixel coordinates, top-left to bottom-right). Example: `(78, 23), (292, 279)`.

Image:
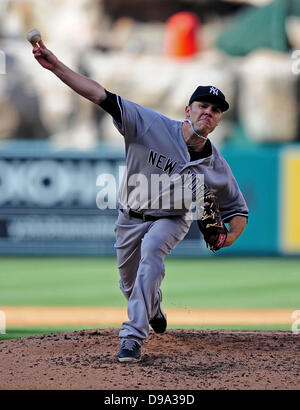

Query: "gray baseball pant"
(114, 210), (191, 345)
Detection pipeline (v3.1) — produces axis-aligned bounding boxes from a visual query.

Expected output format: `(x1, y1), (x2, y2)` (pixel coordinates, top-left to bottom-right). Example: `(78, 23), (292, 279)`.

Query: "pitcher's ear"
(185, 104), (191, 118)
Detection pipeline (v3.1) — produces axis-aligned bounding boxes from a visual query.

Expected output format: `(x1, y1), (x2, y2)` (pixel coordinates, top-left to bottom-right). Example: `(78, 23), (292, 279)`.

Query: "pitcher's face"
(185, 101), (223, 137)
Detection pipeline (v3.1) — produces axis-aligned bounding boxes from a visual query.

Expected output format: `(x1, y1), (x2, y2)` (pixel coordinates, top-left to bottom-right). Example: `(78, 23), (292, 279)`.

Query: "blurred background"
(0, 0), (300, 338)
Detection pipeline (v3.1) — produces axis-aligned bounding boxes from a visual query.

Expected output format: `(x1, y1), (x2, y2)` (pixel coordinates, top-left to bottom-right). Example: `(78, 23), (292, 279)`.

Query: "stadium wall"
(0, 140), (297, 256)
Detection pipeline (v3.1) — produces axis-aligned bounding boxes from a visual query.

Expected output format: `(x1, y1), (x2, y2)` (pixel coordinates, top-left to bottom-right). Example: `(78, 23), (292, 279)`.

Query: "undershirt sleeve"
(99, 89), (123, 125)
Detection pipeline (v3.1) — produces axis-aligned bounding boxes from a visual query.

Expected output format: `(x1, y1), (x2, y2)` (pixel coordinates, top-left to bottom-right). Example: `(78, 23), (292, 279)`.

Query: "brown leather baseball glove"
(197, 191), (228, 252)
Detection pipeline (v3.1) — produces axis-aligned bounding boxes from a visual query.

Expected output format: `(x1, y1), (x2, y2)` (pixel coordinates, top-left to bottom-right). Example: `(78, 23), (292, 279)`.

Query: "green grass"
(0, 256), (299, 309)
(164, 257), (300, 309)
(1, 326), (89, 340)
(0, 257), (125, 307)
(0, 256), (299, 339)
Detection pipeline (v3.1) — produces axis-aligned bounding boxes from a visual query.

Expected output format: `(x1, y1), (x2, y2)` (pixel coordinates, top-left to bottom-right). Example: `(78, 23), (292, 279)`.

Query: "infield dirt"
(0, 329), (299, 390)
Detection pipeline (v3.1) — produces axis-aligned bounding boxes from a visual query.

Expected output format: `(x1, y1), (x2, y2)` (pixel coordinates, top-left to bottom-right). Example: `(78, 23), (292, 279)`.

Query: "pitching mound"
(0, 329), (299, 390)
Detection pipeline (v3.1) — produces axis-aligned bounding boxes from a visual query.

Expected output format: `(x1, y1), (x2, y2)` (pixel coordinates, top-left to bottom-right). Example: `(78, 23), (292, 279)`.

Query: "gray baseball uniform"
(99, 91), (248, 345)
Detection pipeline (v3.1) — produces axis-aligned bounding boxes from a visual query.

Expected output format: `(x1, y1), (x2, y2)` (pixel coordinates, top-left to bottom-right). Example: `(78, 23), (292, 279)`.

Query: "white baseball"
(27, 29), (41, 44)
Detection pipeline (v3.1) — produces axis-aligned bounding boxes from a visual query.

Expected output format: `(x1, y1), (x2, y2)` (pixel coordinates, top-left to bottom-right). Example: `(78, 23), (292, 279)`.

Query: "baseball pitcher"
(32, 39), (248, 362)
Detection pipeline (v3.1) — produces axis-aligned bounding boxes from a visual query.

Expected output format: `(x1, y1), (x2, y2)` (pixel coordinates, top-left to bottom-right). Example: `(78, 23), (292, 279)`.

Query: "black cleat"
(150, 305), (167, 334)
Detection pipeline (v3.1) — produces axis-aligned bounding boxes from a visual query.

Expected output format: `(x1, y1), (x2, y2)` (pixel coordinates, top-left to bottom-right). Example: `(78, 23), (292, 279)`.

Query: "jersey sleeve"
(99, 90), (123, 125)
(218, 162), (249, 223)
(99, 90), (160, 142)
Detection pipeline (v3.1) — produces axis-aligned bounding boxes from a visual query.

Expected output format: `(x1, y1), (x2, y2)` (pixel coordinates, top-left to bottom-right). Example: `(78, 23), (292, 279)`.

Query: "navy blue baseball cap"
(189, 85), (229, 112)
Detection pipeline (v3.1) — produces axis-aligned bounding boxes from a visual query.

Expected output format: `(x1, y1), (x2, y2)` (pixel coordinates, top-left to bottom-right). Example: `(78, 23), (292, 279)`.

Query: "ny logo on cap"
(209, 87), (219, 96)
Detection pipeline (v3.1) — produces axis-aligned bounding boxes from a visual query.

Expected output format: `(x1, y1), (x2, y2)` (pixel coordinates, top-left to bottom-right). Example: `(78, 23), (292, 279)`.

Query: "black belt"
(121, 209), (179, 222)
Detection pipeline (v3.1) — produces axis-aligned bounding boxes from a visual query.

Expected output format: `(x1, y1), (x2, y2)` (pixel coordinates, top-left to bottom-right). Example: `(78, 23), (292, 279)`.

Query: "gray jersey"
(106, 95), (248, 222)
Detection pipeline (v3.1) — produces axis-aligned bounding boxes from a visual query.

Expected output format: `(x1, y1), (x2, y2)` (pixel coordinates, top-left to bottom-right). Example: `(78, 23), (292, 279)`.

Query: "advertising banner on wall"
(0, 141), (201, 256)
(1, 140), (288, 257)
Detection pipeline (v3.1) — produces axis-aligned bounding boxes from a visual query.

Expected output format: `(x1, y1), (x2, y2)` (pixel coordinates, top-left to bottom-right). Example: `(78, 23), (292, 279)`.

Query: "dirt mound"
(0, 329), (299, 390)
